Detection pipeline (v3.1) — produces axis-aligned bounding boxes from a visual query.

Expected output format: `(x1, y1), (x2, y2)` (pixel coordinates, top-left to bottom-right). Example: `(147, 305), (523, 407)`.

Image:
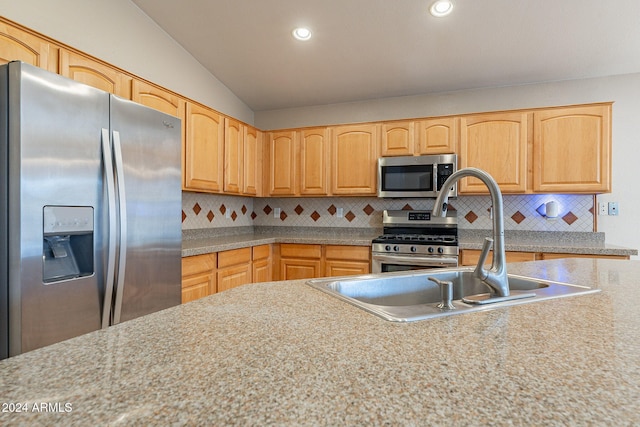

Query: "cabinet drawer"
(218, 247), (251, 268)
(325, 245), (370, 261)
(280, 244), (322, 259)
(252, 244), (271, 261)
(182, 253), (216, 277)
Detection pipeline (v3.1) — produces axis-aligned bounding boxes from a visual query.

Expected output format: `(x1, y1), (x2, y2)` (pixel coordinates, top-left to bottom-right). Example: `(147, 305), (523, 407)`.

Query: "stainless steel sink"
(307, 267), (600, 322)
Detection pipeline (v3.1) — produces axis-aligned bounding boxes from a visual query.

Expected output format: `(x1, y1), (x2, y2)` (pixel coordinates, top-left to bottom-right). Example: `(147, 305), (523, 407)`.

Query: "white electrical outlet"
(337, 208), (344, 218)
(608, 202), (619, 216)
(274, 207), (281, 218)
(225, 210), (231, 219)
(599, 202), (608, 216)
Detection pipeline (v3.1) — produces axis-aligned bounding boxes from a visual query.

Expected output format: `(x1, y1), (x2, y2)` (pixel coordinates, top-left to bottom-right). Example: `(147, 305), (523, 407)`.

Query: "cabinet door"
(181, 253), (216, 303)
(181, 273), (214, 304)
(331, 124), (379, 195)
(325, 260), (370, 277)
(184, 103), (224, 192)
(224, 117), (243, 194)
(533, 104), (611, 193)
(252, 245), (271, 283)
(0, 21), (54, 71)
(459, 112), (528, 193)
(416, 117), (458, 154)
(380, 121), (414, 156)
(59, 49), (130, 98)
(132, 79), (185, 119)
(217, 264), (252, 292)
(280, 259), (322, 280)
(300, 127), (330, 195)
(243, 126), (261, 196)
(268, 131), (297, 195)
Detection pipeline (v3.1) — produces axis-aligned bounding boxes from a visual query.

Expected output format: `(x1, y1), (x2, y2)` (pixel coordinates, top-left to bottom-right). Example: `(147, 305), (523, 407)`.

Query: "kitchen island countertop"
(1, 258), (639, 426)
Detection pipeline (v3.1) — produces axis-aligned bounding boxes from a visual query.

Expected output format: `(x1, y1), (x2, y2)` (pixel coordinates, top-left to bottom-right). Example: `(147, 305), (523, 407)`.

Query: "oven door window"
(381, 165), (434, 192)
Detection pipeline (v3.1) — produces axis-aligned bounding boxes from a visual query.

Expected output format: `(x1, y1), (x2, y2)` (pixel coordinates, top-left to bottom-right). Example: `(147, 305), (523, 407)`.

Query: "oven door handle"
(372, 253), (459, 267)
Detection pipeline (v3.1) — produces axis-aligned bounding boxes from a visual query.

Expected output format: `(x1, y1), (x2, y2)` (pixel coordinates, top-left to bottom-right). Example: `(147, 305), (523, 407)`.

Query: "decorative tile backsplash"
(182, 192), (595, 233)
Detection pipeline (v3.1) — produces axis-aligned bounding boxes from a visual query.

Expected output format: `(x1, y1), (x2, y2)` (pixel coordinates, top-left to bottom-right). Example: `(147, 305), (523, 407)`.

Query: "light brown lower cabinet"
(252, 245), (272, 283)
(324, 245), (371, 277)
(279, 244), (323, 280)
(217, 248), (252, 293)
(460, 249), (629, 266)
(181, 253), (216, 304)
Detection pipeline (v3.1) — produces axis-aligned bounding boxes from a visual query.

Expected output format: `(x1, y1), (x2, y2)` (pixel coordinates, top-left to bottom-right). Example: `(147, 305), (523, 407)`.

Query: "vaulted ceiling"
(132, 0), (640, 112)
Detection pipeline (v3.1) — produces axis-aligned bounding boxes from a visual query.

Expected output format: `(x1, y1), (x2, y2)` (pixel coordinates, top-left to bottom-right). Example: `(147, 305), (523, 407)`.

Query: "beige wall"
(0, 0), (254, 124)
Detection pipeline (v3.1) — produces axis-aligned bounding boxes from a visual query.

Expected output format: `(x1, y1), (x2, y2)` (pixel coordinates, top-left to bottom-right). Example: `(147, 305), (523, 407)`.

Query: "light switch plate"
(598, 203), (608, 215)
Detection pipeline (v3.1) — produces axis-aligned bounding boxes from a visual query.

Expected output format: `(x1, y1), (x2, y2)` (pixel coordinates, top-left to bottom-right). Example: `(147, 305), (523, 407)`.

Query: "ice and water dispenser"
(43, 206), (94, 283)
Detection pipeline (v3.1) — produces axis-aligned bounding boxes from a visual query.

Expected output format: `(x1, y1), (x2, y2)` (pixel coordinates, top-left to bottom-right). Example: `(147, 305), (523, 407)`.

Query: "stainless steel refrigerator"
(1, 61), (182, 359)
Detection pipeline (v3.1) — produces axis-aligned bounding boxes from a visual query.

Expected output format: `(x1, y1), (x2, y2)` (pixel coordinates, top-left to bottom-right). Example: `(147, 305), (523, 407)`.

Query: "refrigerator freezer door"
(5, 62), (109, 356)
(109, 96), (182, 323)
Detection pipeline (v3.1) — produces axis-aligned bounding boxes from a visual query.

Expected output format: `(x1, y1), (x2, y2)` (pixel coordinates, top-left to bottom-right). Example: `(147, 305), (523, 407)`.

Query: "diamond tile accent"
(345, 211), (356, 222)
(251, 211), (257, 220)
(231, 211), (237, 221)
(219, 204), (226, 215)
(207, 211), (214, 222)
(447, 203), (457, 212)
(193, 203), (201, 215)
(363, 204), (375, 216)
(295, 205), (304, 215)
(465, 211), (478, 223)
(328, 205), (337, 215)
(311, 211), (321, 222)
(280, 211), (288, 221)
(241, 205), (247, 215)
(511, 211), (526, 224)
(263, 205), (272, 215)
(402, 204), (413, 211)
(563, 211), (578, 225)
(182, 211), (186, 222)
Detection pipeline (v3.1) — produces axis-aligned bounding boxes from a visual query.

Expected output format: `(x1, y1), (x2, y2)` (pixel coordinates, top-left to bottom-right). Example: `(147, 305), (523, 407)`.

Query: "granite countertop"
(182, 227), (638, 257)
(1, 258), (639, 426)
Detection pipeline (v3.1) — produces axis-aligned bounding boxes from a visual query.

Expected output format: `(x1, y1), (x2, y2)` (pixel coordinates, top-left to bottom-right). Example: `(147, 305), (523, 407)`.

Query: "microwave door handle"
(111, 130), (128, 325)
(101, 128), (117, 329)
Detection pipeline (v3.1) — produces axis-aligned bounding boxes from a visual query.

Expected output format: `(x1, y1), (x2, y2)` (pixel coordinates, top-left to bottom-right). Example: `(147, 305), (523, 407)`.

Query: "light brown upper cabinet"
(59, 49), (130, 98)
(459, 112), (528, 193)
(380, 121), (414, 156)
(268, 131), (297, 196)
(184, 102), (224, 192)
(243, 126), (262, 196)
(300, 127), (331, 195)
(0, 21), (56, 72)
(533, 104), (611, 193)
(331, 124), (379, 195)
(224, 117), (243, 194)
(131, 79), (185, 119)
(416, 117), (458, 154)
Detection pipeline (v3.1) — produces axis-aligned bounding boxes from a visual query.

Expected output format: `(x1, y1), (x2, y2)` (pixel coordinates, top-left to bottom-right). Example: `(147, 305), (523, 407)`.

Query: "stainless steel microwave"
(377, 154), (457, 198)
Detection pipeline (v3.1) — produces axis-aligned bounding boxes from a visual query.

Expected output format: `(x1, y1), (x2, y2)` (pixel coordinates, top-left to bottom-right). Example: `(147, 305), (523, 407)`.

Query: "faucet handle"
(474, 237), (494, 279)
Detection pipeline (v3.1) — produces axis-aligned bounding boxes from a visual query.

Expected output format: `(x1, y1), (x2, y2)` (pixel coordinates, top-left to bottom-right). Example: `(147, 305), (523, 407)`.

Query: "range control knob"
(428, 247), (435, 253)
(410, 246), (417, 253)
(393, 245), (400, 252)
(385, 245), (391, 252)
(438, 247), (444, 254)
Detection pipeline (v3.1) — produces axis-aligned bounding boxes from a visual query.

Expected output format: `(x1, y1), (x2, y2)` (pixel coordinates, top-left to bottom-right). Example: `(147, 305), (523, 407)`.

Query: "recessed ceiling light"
(430, 0), (453, 17)
(292, 27), (312, 41)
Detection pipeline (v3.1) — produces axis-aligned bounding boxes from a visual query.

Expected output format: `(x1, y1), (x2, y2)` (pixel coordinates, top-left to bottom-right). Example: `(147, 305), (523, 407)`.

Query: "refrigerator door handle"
(101, 128), (117, 329)
(111, 130), (128, 325)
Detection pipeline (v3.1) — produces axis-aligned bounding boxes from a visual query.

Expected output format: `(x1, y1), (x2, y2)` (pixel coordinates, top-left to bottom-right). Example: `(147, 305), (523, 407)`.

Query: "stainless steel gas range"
(371, 210), (459, 273)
